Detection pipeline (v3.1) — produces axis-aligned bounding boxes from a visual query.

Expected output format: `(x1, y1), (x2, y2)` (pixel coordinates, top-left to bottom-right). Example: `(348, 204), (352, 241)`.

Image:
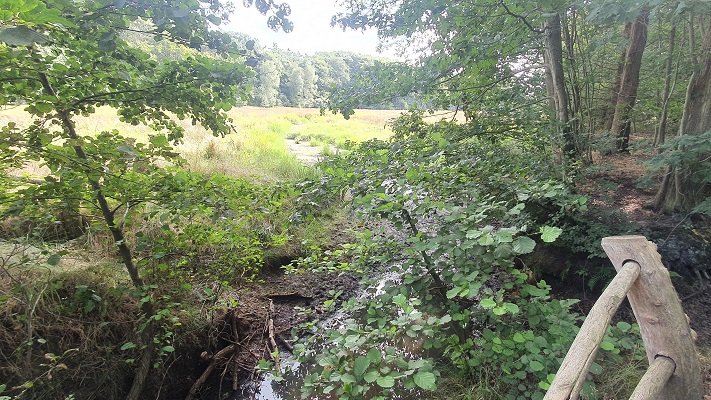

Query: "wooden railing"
(544, 236), (703, 400)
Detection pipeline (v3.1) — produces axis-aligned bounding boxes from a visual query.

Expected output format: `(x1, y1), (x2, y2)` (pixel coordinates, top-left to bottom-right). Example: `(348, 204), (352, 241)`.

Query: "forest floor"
(573, 151), (711, 397)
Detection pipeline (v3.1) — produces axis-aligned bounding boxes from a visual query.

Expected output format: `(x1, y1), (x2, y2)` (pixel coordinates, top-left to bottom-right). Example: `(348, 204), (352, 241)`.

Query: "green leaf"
(161, 345), (175, 353)
(149, 135), (169, 148)
(512, 236), (536, 254)
(366, 348), (382, 364)
(207, 15), (222, 25)
(589, 362), (603, 375)
(413, 371), (437, 390)
(465, 229), (482, 239)
(364, 370), (379, 383)
(504, 303), (519, 314)
(480, 298), (496, 309)
(121, 342), (136, 351)
(478, 235), (495, 246)
(600, 341), (615, 351)
(616, 321), (632, 332)
(353, 356), (371, 377)
(47, 253), (61, 266)
(540, 226), (563, 243)
(376, 375), (395, 388)
(408, 359), (427, 369)
(529, 360), (544, 372)
(495, 229), (514, 243)
(446, 287), (462, 299)
(513, 332), (526, 343)
(0, 25), (48, 45)
(341, 373), (357, 383)
(493, 306), (507, 316)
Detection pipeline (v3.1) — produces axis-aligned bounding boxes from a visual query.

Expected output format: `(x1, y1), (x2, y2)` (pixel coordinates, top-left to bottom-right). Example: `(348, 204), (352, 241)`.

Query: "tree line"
(249, 46), (411, 109)
(124, 28), (415, 110)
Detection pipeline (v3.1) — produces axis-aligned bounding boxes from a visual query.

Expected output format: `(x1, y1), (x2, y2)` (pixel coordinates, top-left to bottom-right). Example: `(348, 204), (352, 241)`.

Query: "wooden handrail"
(544, 261), (640, 399)
(544, 235), (702, 400)
(629, 355), (675, 400)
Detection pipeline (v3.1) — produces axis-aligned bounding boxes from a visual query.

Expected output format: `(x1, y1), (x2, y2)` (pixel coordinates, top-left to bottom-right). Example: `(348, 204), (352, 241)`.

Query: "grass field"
(0, 106), (402, 182)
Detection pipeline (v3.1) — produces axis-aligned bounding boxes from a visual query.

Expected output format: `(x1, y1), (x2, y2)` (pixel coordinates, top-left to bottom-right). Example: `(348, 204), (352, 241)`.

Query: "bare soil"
(166, 268), (361, 399)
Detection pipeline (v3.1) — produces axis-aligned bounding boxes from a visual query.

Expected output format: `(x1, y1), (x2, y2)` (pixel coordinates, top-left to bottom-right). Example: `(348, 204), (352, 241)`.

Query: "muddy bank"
(152, 269), (362, 400)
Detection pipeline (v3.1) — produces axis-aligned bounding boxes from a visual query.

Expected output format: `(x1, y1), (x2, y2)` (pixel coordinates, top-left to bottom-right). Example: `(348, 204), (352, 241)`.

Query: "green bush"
(290, 113), (641, 399)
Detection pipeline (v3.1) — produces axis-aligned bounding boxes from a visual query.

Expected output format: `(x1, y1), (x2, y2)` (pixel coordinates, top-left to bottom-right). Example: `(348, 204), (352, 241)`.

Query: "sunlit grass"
(0, 106), (401, 182)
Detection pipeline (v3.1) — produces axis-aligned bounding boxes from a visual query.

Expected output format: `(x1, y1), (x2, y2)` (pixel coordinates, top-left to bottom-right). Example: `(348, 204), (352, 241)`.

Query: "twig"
(267, 300), (280, 372)
(230, 309), (240, 391)
(680, 285), (709, 302)
(155, 355), (181, 400)
(276, 334), (293, 352)
(185, 344), (236, 400)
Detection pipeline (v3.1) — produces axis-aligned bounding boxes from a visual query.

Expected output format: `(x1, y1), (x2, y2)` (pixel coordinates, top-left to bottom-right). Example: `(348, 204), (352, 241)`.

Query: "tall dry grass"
(1, 106), (401, 182)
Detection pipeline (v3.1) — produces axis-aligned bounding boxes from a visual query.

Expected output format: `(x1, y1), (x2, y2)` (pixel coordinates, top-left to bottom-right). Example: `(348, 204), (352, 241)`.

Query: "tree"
(0, 0), (290, 398)
(255, 56), (282, 106)
(301, 59), (319, 107)
(331, 0), (598, 155)
(544, 12), (575, 156)
(278, 57), (305, 106)
(610, 9), (650, 152)
(654, 16), (711, 212)
(654, 23), (678, 147)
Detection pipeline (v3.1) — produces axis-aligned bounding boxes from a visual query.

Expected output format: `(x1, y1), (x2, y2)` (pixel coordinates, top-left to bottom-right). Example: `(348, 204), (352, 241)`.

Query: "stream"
(230, 272), (425, 400)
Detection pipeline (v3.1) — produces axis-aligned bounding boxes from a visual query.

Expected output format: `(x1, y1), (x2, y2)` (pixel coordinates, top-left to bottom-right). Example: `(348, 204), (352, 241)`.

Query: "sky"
(224, 0), (395, 58)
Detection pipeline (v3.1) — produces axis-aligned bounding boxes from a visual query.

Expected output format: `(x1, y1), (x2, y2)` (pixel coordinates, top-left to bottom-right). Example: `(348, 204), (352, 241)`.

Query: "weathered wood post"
(544, 261), (641, 399)
(601, 235), (702, 400)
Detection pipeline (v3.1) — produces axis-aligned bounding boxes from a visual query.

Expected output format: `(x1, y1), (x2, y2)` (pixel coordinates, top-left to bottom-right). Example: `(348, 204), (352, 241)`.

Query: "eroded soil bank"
(143, 268), (361, 400)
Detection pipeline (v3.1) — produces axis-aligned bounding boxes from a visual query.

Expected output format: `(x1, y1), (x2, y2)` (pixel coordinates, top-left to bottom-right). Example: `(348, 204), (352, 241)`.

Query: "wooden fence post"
(601, 235), (702, 400)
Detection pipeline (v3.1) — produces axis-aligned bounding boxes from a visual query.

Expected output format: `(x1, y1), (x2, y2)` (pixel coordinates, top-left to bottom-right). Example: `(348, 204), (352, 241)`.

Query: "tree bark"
(602, 22), (632, 133)
(610, 10), (650, 152)
(544, 13), (575, 157)
(655, 17), (711, 212)
(562, 13), (583, 141)
(655, 25), (677, 147)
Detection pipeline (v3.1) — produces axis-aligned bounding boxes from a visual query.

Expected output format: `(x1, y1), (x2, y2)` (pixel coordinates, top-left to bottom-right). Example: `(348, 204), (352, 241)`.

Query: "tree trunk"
(655, 17), (711, 212)
(602, 22), (632, 133)
(654, 24), (677, 147)
(562, 13), (583, 141)
(38, 73), (155, 400)
(610, 10), (650, 152)
(544, 13), (575, 157)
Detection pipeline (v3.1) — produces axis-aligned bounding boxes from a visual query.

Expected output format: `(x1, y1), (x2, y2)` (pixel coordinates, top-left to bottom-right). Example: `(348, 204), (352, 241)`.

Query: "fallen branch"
(267, 300), (280, 372)
(185, 344), (236, 400)
(266, 292), (313, 301)
(276, 334), (294, 352)
(680, 285), (709, 302)
(230, 309), (240, 391)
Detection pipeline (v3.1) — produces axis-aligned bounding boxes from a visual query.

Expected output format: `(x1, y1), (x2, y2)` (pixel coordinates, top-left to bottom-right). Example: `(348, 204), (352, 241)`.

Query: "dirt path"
(285, 139), (322, 166)
(285, 138), (339, 166)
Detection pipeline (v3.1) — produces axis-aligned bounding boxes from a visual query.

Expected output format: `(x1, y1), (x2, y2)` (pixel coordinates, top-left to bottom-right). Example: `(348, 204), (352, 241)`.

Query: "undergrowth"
(288, 111), (646, 400)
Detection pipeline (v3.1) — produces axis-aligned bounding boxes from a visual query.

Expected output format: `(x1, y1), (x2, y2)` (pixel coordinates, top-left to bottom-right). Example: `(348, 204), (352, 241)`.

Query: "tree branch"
(499, 1), (545, 34)
(69, 78), (209, 108)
